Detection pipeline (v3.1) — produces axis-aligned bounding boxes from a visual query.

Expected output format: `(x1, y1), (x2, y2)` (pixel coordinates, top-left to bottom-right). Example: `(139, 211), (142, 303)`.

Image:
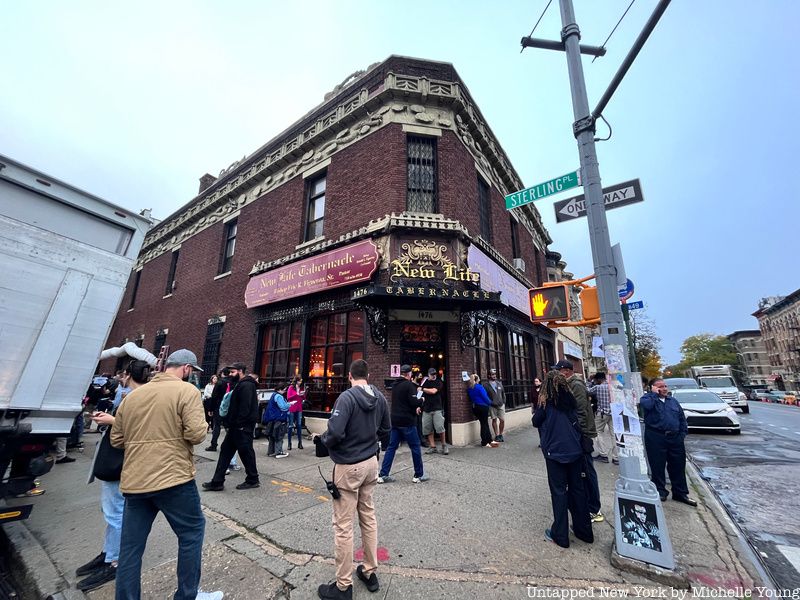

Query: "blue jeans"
(101, 480), (124, 563)
(115, 481), (205, 600)
(287, 411), (303, 444)
(380, 426), (423, 478)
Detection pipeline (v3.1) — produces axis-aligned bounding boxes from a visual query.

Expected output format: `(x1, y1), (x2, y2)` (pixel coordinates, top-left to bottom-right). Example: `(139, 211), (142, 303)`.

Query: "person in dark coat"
(378, 365), (426, 483)
(205, 367), (231, 451)
(532, 370), (594, 548)
(202, 363), (260, 491)
(640, 378), (697, 506)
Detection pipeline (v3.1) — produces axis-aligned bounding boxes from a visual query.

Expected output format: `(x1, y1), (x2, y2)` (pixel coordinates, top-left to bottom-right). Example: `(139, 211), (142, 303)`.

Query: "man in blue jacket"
(316, 359), (391, 600)
(640, 378), (697, 506)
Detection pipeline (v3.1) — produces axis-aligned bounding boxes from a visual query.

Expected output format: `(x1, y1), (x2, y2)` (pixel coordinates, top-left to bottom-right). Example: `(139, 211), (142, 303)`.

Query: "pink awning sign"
(245, 239), (379, 308)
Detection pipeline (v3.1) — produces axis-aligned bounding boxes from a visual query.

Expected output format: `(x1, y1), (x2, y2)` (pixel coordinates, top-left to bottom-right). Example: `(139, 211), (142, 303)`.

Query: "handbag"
(93, 428), (124, 482)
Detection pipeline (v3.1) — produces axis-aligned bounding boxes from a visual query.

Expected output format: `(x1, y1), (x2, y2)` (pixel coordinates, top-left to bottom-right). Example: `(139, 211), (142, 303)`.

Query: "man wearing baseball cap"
(378, 365), (427, 484)
(111, 349), (223, 599)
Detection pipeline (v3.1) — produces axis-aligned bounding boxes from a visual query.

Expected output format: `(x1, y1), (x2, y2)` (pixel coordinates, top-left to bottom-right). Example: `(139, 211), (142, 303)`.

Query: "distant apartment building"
(727, 330), (770, 388)
(752, 291), (800, 391)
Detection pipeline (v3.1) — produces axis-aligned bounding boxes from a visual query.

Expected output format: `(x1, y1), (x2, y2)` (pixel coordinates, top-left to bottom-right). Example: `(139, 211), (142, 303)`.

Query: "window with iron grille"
(407, 136), (437, 213)
(219, 219), (237, 274)
(304, 175), (326, 242)
(128, 270), (141, 309)
(200, 321), (224, 385)
(153, 331), (167, 356)
(165, 250), (179, 295)
(509, 215), (521, 258)
(478, 177), (492, 242)
(306, 311), (365, 413)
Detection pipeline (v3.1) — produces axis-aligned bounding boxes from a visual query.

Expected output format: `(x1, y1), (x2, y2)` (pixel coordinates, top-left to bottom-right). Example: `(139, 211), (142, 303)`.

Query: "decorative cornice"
(137, 60), (551, 268)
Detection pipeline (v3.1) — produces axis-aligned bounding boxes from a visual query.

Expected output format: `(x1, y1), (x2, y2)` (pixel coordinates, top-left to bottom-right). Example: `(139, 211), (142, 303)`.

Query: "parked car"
(663, 378), (700, 390)
(767, 390), (797, 405)
(671, 389), (741, 434)
(753, 391), (775, 402)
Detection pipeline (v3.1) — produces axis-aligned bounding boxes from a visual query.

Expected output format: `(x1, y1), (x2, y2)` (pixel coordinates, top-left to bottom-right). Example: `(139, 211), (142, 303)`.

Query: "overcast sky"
(3, 1), (798, 365)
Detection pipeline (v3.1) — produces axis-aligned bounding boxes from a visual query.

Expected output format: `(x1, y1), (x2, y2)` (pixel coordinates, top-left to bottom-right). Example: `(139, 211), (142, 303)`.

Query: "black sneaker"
(317, 581), (352, 599)
(77, 562), (116, 591)
(356, 565), (379, 592)
(76, 552), (106, 576)
(236, 481), (260, 490)
(205, 445), (217, 452)
(55, 456), (76, 464)
(202, 481), (224, 491)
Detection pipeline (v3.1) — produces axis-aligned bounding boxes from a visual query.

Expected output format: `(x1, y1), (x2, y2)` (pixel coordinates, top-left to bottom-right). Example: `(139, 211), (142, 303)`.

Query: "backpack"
(218, 383), (233, 417)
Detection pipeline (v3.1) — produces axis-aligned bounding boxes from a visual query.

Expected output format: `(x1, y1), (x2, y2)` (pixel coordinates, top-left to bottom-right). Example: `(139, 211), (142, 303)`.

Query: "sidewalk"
(4, 425), (764, 599)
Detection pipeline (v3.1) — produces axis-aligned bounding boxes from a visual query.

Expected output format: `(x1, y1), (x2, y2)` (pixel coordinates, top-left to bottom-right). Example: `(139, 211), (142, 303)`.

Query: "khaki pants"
(332, 456), (379, 589)
(594, 412), (618, 460)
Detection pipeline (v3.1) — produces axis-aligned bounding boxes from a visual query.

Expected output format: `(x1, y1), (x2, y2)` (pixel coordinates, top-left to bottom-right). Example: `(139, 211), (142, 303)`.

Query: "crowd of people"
(43, 345), (702, 598)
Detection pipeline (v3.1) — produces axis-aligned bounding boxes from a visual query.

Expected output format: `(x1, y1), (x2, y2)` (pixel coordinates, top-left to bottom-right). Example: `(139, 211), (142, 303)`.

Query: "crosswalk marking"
(777, 545), (800, 573)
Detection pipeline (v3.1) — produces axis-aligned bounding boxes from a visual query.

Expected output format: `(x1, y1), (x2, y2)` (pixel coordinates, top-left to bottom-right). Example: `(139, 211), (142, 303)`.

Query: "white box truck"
(0, 154), (150, 518)
(689, 365), (749, 414)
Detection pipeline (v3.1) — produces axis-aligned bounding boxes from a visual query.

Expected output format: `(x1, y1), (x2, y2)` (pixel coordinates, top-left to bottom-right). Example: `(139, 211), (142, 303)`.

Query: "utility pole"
(522, 0), (675, 569)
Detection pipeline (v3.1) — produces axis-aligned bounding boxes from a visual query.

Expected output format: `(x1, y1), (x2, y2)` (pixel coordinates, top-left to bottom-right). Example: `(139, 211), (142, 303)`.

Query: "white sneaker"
(196, 592), (224, 600)
(231, 464), (242, 471)
(275, 452), (289, 459)
(225, 469), (230, 475)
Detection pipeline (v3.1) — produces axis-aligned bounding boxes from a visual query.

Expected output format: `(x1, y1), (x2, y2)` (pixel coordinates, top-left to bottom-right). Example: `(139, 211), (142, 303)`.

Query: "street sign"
(528, 285), (571, 323)
(625, 300), (644, 310)
(505, 170), (580, 210)
(553, 179), (644, 223)
(618, 278), (634, 301)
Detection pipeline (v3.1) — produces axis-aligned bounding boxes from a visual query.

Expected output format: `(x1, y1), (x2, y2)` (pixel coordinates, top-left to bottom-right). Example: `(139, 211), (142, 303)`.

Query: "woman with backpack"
(532, 370), (594, 549)
(75, 359), (150, 591)
(263, 382), (294, 458)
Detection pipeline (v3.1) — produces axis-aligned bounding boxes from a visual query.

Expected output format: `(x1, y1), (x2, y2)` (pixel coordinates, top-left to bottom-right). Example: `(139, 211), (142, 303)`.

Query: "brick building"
(752, 291), (800, 391)
(100, 56), (556, 444)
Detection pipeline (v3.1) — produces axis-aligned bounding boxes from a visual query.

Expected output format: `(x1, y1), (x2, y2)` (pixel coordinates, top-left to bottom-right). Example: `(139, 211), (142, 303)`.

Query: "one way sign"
(553, 179), (644, 223)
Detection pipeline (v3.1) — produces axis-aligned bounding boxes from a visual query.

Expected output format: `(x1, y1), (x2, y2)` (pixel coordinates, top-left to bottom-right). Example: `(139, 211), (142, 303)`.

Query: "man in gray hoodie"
(317, 359), (391, 600)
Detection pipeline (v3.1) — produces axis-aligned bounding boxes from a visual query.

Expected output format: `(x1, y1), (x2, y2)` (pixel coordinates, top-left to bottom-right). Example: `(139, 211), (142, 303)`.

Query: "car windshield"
(699, 377), (735, 387)
(673, 391), (725, 404)
(664, 379), (698, 389)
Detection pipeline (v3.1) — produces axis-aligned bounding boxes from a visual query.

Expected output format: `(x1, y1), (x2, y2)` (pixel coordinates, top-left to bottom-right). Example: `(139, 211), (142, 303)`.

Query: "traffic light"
(529, 285), (571, 323)
(578, 286), (600, 321)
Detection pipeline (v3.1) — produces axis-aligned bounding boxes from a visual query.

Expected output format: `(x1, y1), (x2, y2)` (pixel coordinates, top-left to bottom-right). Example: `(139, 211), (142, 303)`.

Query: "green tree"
(629, 310), (662, 378)
(668, 334), (739, 378)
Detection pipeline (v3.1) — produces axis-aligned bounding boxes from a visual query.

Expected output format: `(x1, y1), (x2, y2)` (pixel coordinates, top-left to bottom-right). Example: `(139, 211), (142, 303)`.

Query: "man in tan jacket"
(111, 349), (222, 600)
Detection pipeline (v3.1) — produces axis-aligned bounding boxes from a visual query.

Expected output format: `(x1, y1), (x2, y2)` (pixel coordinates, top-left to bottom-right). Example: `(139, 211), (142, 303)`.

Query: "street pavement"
(686, 400), (800, 591)
(4, 421), (765, 599)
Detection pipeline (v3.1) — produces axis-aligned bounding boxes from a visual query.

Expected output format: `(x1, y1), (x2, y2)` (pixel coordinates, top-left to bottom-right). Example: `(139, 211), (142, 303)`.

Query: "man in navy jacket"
(640, 379), (697, 506)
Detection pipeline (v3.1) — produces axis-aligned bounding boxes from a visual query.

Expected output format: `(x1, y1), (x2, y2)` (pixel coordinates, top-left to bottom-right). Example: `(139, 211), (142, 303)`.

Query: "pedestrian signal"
(529, 285), (571, 323)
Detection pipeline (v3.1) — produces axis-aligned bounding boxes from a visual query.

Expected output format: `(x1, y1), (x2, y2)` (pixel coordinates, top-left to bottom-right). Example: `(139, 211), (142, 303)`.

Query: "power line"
(521, 0), (553, 53)
(592, 0), (637, 63)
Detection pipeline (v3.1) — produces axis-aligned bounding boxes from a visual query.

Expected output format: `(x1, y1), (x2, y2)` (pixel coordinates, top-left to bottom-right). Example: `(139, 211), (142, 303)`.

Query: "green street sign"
(505, 170), (581, 210)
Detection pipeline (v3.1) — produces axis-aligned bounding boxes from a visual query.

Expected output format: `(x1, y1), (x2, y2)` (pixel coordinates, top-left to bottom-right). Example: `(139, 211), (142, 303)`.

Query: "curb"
(1, 518), (85, 600)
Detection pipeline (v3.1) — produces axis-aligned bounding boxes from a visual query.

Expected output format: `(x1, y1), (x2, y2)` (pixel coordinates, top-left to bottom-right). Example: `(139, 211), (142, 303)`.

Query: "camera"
(326, 480), (341, 500)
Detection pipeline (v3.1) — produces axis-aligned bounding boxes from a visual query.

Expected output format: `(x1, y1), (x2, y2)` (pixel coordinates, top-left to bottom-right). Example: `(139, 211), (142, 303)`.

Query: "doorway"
(399, 323), (449, 443)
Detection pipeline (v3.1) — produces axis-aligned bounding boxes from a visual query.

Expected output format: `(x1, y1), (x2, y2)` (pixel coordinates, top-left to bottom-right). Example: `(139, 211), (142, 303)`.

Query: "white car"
(671, 389), (741, 434)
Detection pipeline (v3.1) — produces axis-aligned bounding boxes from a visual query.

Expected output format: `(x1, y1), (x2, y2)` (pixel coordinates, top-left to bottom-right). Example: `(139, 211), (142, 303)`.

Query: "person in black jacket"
(205, 367), (231, 451)
(377, 364), (426, 484)
(316, 359), (391, 600)
(532, 370), (593, 549)
(202, 363), (260, 491)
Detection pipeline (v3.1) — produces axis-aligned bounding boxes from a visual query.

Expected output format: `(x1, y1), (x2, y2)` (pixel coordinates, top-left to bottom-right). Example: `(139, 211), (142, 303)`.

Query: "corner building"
(102, 56), (557, 444)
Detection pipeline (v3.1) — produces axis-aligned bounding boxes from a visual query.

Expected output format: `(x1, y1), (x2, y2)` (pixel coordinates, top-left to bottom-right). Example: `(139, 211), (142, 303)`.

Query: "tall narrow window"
(407, 136), (437, 213)
(165, 250), (179, 296)
(478, 177), (492, 241)
(200, 320), (225, 384)
(219, 219), (237, 274)
(509, 215), (521, 258)
(305, 175), (326, 242)
(128, 270), (141, 309)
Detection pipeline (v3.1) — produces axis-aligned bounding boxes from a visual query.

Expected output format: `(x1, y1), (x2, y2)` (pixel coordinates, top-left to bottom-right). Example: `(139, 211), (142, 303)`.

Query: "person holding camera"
(315, 359), (390, 600)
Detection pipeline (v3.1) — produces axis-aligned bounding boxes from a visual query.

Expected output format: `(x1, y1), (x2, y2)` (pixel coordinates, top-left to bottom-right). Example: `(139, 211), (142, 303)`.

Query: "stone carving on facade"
(136, 68), (550, 269)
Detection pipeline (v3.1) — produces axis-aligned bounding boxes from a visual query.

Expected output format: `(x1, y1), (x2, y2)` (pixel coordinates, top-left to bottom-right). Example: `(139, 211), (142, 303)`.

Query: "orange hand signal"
(531, 292), (549, 317)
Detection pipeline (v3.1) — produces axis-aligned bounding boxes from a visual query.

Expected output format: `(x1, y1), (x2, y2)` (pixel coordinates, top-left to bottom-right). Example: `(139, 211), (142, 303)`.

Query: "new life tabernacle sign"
(245, 239), (379, 308)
